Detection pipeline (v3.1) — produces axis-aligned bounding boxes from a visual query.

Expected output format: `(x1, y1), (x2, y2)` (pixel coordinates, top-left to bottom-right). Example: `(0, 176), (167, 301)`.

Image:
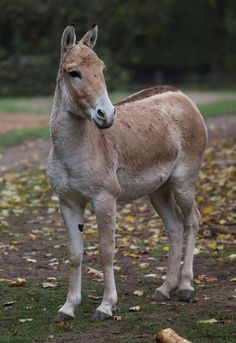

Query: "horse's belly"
(117, 165), (172, 201)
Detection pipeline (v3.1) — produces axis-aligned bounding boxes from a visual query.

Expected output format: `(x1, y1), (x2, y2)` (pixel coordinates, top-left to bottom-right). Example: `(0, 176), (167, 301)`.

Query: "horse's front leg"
(93, 193), (117, 320)
(54, 199), (85, 322)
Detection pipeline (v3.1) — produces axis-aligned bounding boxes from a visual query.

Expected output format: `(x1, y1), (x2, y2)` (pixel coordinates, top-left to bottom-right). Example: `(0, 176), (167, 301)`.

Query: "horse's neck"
(50, 98), (101, 162)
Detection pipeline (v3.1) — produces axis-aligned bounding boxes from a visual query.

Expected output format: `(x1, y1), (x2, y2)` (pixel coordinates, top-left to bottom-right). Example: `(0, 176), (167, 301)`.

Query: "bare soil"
(0, 113), (49, 133)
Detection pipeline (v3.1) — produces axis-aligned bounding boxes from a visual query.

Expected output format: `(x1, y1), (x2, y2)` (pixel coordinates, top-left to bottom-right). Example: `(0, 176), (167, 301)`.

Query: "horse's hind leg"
(149, 182), (184, 300)
(171, 174), (200, 302)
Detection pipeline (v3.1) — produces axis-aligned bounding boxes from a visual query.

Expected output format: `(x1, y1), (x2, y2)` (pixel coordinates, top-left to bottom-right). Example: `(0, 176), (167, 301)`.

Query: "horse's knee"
(68, 251), (83, 267)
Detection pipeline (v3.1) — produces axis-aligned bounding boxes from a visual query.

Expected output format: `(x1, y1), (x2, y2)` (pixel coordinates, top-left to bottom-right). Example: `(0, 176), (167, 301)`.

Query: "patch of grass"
(0, 97), (53, 114)
(0, 127), (49, 148)
(200, 99), (236, 117)
(2, 278), (236, 343)
(0, 279), (96, 343)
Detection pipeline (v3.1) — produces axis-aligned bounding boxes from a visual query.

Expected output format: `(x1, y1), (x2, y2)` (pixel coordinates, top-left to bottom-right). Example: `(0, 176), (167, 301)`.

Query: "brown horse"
(47, 25), (207, 321)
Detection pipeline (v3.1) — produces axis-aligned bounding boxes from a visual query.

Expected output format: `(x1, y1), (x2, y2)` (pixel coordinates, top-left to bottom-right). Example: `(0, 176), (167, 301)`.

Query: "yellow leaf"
(162, 245), (169, 252)
(230, 277), (236, 282)
(203, 205), (216, 214)
(126, 214), (135, 222)
(207, 241), (218, 249)
(198, 319), (217, 324)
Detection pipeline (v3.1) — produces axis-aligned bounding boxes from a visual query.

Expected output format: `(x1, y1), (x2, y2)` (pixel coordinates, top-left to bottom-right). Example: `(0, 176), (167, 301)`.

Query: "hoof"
(93, 310), (113, 321)
(53, 311), (74, 323)
(151, 290), (169, 302)
(179, 289), (194, 302)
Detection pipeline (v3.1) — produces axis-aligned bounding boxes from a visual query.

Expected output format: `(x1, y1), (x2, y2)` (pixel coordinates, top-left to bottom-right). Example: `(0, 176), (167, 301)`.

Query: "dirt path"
(0, 113), (49, 133)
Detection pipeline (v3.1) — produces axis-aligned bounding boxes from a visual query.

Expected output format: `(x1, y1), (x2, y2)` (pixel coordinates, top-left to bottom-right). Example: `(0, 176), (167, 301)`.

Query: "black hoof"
(179, 289), (194, 302)
(53, 311), (74, 323)
(93, 310), (113, 321)
(151, 290), (169, 302)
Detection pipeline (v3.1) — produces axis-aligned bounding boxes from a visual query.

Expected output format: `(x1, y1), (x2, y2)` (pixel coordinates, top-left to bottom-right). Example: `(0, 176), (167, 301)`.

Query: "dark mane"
(115, 85), (178, 106)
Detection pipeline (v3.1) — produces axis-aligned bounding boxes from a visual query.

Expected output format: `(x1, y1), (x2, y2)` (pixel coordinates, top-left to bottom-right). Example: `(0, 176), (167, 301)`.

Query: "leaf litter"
(0, 134), (236, 341)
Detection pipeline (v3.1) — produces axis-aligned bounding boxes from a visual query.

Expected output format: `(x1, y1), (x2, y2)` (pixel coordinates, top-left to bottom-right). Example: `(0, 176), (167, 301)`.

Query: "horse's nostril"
(97, 109), (106, 119)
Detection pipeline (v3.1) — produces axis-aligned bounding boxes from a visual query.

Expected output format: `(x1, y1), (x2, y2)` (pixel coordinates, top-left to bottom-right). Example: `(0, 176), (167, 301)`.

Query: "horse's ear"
(61, 25), (76, 52)
(80, 24), (98, 49)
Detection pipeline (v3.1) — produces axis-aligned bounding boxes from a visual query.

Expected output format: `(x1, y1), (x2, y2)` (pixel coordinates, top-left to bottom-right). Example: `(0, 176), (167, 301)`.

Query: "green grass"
(0, 127), (49, 148)
(200, 98), (236, 117)
(1, 279), (235, 343)
(0, 97), (53, 114)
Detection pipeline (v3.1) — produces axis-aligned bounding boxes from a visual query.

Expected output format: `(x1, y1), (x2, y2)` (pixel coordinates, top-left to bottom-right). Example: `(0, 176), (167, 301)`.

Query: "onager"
(47, 25), (207, 321)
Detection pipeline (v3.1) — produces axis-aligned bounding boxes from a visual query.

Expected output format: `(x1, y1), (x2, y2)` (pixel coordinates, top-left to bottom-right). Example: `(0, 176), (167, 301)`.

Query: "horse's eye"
(68, 70), (82, 78)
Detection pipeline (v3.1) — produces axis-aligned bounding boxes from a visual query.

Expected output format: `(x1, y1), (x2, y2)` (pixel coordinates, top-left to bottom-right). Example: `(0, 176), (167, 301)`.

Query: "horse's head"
(59, 25), (116, 129)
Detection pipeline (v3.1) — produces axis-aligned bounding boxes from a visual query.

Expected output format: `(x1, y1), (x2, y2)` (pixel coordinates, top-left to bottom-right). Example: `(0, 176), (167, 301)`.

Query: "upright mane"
(115, 85), (178, 106)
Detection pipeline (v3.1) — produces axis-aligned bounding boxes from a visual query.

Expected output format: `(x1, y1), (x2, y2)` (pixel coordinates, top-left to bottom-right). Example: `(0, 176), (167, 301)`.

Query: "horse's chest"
(47, 151), (93, 200)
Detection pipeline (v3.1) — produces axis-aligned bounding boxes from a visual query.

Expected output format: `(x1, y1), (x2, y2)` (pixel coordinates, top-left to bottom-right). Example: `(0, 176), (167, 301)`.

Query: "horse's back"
(114, 87), (207, 163)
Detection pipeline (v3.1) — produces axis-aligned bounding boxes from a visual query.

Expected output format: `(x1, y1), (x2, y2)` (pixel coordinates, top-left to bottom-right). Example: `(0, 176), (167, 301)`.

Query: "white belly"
(117, 164), (173, 201)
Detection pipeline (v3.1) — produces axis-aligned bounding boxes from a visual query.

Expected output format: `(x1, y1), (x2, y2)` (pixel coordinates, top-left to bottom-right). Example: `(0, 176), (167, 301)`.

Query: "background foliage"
(0, 0), (236, 95)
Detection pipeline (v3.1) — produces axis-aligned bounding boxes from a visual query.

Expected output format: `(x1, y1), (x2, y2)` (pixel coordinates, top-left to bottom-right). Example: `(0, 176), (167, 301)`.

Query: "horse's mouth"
(92, 118), (113, 130)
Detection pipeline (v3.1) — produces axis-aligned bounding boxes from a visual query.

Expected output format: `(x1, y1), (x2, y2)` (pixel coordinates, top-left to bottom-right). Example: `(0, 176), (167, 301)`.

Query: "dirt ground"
(0, 109), (236, 342)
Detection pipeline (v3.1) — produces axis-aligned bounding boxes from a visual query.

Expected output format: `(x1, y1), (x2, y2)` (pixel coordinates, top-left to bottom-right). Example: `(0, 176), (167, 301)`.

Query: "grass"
(0, 97), (53, 115)
(0, 127), (49, 148)
(199, 98), (236, 117)
(0, 279), (235, 343)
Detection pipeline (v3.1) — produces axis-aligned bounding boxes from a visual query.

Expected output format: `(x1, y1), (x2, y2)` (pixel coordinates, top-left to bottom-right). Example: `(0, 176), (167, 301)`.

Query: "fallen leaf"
(198, 318), (218, 324)
(87, 267), (103, 278)
(42, 282), (58, 289)
(230, 277), (236, 282)
(10, 278), (27, 287)
(133, 290), (144, 297)
(207, 241), (218, 249)
(3, 301), (15, 307)
(26, 258), (37, 263)
(47, 277), (57, 281)
(57, 321), (71, 330)
(113, 315), (122, 320)
(162, 245), (169, 252)
(194, 275), (217, 284)
(19, 318), (33, 323)
(114, 265), (121, 271)
(87, 294), (102, 300)
(126, 214), (135, 222)
(156, 328), (192, 342)
(138, 262), (150, 269)
(129, 305), (140, 311)
(0, 278), (11, 283)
